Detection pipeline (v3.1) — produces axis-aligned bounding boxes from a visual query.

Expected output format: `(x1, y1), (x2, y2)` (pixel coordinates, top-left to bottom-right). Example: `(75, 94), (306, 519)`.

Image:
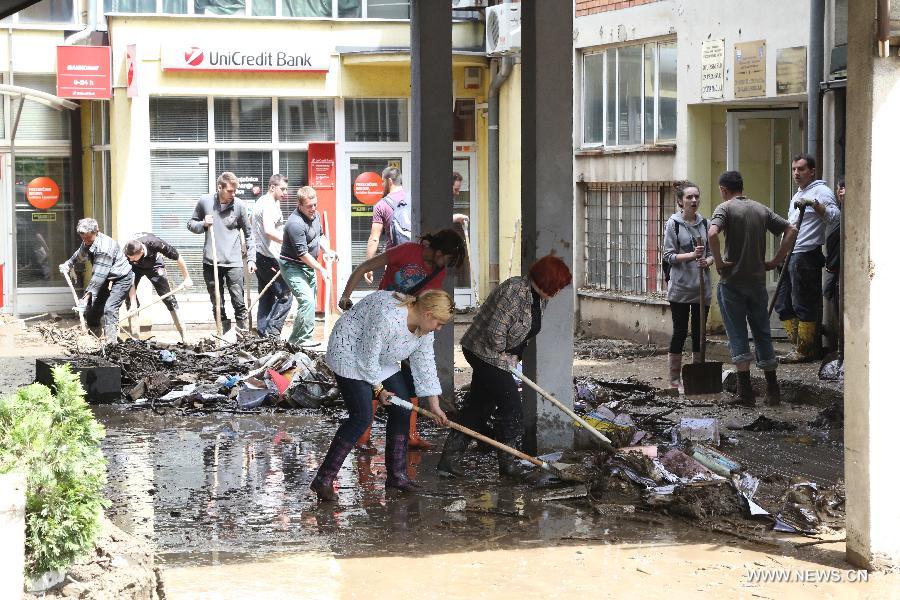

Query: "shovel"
(512, 368), (616, 453)
(209, 220), (223, 336)
(389, 397), (584, 482)
(681, 244), (723, 395)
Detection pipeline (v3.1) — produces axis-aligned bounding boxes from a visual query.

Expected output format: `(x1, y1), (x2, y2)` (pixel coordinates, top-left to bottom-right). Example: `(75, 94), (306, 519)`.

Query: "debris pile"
(85, 337), (338, 412)
(574, 335), (659, 361)
(560, 375), (847, 538)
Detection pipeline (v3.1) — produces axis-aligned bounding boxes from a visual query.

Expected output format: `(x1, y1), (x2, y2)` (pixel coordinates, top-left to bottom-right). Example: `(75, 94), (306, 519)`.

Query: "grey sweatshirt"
(187, 193), (256, 268)
(663, 211), (712, 304)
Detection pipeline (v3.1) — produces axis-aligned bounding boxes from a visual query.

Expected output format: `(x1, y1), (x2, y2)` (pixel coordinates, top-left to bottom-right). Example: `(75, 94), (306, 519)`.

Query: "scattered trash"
(672, 417), (721, 446)
(159, 350), (177, 366)
(444, 499), (467, 512)
(689, 444), (742, 478)
(818, 357), (844, 382)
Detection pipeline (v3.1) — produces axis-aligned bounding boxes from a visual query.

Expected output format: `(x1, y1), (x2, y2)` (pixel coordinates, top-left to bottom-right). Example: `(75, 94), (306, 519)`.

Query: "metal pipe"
(807, 0), (826, 157)
(64, 0), (97, 46)
(9, 97), (24, 317)
(488, 54), (514, 288)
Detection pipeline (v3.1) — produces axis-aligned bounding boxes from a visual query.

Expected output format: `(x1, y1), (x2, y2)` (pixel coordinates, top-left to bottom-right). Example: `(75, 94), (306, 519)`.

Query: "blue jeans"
(279, 259), (316, 345)
(255, 254), (292, 337)
(333, 371), (411, 444)
(717, 282), (777, 370)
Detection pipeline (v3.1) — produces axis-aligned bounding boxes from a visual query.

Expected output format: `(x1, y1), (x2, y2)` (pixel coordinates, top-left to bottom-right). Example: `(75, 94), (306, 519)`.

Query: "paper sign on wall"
(701, 39), (725, 100)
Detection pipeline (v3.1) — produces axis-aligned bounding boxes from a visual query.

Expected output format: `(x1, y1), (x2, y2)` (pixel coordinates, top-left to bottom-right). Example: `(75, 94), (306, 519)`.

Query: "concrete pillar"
(520, 0), (575, 453)
(0, 472), (26, 599)
(410, 0), (454, 399)
(843, 0), (900, 570)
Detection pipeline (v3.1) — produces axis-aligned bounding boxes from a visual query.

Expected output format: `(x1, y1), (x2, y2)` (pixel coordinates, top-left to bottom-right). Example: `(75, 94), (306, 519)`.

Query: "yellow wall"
(497, 63), (521, 283)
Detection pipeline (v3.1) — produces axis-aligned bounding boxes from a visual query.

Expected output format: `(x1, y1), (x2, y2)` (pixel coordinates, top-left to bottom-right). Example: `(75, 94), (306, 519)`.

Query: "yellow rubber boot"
(781, 321), (817, 363)
(782, 319), (798, 345)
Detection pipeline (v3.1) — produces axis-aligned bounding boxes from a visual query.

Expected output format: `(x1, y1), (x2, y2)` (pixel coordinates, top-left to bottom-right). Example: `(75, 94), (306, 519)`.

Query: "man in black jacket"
(123, 233), (193, 342)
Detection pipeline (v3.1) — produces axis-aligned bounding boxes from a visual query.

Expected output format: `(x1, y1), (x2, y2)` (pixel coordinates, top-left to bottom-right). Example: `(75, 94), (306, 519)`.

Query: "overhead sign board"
(56, 45), (112, 99)
(161, 44), (329, 73)
(126, 44), (139, 98)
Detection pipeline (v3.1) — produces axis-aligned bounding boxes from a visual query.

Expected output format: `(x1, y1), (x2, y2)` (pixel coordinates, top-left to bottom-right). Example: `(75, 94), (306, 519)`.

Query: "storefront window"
(282, 0), (331, 16)
(15, 157), (77, 289)
(367, 0), (407, 19)
(14, 74), (70, 141)
(452, 156), (471, 288)
(348, 156), (399, 290)
(278, 99), (334, 142)
(345, 99), (408, 142)
(150, 97), (208, 142)
(278, 151), (310, 218)
(150, 150), (210, 285)
(252, 0), (276, 15)
(215, 151), (273, 203)
(214, 98), (272, 143)
(195, 0), (245, 15)
(17, 0), (76, 23)
(338, 0), (360, 17)
(107, 0), (156, 11)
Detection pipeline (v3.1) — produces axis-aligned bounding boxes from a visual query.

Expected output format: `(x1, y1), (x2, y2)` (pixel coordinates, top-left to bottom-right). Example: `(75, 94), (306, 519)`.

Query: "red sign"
(308, 143), (337, 313)
(57, 45), (112, 100)
(310, 155), (335, 190)
(26, 177), (60, 210)
(354, 172), (384, 205)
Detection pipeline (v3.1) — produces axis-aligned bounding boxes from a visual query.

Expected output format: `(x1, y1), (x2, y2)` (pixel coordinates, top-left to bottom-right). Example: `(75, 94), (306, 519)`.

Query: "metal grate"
(584, 182), (672, 296)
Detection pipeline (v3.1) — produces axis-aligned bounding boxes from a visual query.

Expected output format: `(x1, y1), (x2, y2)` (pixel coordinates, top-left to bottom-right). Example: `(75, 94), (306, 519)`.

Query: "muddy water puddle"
(95, 406), (712, 567)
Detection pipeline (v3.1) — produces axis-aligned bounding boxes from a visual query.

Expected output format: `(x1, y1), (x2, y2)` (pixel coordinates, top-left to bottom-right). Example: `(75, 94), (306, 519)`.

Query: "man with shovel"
(59, 218), (134, 343)
(122, 234), (193, 342)
(187, 171), (256, 334)
(707, 171), (797, 406)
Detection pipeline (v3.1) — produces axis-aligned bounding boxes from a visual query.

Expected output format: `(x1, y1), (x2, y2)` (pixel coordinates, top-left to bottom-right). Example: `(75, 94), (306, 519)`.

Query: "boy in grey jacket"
(663, 181), (712, 389)
(187, 171), (256, 333)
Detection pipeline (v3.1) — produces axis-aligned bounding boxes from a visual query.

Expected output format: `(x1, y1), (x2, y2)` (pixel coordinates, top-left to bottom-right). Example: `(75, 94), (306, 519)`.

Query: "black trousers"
(202, 263), (247, 326)
(84, 273), (134, 340)
(132, 265), (178, 311)
(775, 249), (824, 322)
(669, 301), (710, 353)
(456, 348), (523, 442)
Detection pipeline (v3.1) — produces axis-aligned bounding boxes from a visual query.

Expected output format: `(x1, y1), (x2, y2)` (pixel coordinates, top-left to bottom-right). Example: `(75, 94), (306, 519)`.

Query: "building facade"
(573, 0), (846, 344)
(1, 0), (529, 323)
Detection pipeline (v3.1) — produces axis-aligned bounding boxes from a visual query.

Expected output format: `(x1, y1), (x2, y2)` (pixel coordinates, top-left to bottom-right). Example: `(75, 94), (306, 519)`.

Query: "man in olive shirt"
(707, 171), (797, 406)
(280, 186), (335, 346)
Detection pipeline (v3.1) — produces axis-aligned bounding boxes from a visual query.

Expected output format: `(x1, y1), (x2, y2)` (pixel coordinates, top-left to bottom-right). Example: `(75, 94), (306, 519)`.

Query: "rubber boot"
(764, 370), (781, 406)
(731, 370), (755, 406)
(407, 397), (433, 450)
(169, 309), (186, 343)
(667, 353), (682, 389)
(498, 439), (528, 479)
(782, 319), (799, 345)
(436, 428), (471, 478)
(310, 436), (354, 502)
(781, 321), (817, 363)
(355, 399), (379, 455)
(385, 434), (420, 492)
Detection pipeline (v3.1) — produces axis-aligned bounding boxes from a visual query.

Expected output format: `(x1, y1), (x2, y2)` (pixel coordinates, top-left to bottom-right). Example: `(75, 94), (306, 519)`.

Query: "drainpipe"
(488, 53), (514, 289)
(64, 0), (97, 45)
(807, 0), (825, 159)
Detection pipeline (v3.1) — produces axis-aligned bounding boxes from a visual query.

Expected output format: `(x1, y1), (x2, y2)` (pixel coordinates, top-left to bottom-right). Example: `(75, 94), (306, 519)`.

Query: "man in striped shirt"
(60, 218), (134, 342)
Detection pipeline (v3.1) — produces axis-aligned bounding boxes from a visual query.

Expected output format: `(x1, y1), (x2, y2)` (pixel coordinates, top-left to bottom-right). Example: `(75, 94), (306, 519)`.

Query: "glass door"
(726, 109), (802, 332)
(452, 153), (477, 308)
(343, 154), (409, 300)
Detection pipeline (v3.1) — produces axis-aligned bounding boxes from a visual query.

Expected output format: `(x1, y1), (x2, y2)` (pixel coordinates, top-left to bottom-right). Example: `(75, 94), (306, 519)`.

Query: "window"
(13, 74), (71, 141)
(214, 98), (272, 143)
(17, 0), (76, 23)
(278, 99), (335, 141)
(101, 0), (408, 17)
(278, 151), (310, 217)
(453, 98), (476, 141)
(150, 97), (208, 142)
(215, 151), (272, 202)
(345, 98), (408, 142)
(582, 40), (677, 147)
(584, 183), (670, 296)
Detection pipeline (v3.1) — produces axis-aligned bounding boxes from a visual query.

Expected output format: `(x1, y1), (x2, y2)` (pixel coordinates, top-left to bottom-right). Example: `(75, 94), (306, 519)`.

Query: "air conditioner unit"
(452, 0), (486, 9)
(485, 3), (521, 57)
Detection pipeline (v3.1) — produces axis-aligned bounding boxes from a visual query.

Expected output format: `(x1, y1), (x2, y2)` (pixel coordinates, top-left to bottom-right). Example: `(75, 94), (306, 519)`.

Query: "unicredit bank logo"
(184, 47), (204, 66)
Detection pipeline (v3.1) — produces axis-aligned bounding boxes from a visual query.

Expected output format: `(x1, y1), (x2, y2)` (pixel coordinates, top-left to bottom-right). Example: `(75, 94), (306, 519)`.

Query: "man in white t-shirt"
(252, 174), (292, 337)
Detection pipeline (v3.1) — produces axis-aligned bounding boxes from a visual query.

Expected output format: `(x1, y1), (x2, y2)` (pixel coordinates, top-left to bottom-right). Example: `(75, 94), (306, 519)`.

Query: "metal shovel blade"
(681, 361), (723, 395)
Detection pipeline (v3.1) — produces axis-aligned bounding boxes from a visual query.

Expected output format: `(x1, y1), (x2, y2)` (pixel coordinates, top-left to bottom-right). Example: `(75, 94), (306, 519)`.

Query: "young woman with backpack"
(663, 181), (713, 391)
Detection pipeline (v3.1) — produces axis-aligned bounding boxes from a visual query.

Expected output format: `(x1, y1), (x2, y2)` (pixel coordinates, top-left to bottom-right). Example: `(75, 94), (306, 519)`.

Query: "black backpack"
(663, 218), (707, 283)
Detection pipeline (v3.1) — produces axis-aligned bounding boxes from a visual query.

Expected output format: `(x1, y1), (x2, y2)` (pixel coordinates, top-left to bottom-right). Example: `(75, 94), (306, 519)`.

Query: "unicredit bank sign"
(161, 44), (329, 72)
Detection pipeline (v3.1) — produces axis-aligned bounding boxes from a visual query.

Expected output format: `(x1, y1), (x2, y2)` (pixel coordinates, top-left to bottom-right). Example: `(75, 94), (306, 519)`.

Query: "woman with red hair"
(437, 255), (572, 479)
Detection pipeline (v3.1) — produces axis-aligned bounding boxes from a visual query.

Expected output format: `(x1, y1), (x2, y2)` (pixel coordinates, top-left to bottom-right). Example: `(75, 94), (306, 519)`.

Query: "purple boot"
(310, 436), (354, 502)
(385, 434), (420, 493)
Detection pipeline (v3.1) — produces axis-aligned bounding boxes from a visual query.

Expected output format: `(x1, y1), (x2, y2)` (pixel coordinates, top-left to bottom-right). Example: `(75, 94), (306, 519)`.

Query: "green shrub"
(0, 364), (108, 576)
